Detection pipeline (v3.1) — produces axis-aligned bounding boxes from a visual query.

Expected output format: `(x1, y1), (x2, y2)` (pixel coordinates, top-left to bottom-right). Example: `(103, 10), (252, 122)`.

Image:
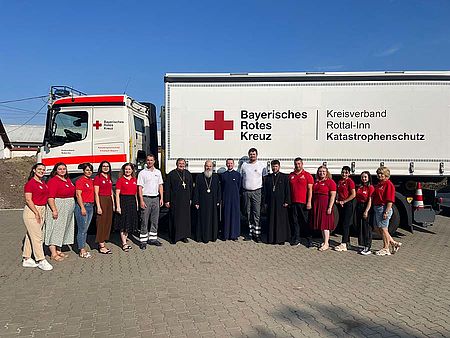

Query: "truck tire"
(388, 204), (400, 235)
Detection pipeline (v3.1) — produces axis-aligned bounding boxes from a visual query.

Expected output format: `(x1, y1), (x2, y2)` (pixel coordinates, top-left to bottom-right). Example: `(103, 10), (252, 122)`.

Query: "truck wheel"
(388, 204), (400, 235)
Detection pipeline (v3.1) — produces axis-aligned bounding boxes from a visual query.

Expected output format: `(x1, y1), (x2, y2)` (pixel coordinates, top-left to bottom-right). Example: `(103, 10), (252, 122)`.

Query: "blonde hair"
(376, 166), (390, 178)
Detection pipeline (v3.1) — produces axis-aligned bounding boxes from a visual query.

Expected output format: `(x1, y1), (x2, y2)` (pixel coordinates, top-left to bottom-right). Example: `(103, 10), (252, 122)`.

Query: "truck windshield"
(48, 111), (88, 145)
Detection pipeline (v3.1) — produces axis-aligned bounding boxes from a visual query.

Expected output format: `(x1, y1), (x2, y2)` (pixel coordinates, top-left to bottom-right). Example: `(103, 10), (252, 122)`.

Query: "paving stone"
(0, 209), (449, 337)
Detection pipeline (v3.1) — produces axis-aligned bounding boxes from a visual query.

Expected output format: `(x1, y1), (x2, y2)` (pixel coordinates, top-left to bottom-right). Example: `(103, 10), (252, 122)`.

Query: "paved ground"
(0, 209), (449, 338)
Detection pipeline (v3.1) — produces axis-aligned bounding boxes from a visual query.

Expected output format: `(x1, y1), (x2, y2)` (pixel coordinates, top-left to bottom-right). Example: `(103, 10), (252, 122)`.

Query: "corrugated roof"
(4, 124), (45, 144)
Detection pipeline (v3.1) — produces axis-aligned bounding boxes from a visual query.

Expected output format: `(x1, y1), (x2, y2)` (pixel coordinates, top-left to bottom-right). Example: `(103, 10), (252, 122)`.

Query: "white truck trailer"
(164, 71), (450, 232)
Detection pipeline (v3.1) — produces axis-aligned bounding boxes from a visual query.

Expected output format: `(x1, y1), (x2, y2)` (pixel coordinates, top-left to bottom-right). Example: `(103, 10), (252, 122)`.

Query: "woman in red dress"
(310, 166), (337, 251)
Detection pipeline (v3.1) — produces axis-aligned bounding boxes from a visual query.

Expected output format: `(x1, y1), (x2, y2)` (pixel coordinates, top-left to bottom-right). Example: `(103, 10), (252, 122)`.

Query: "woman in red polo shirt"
(44, 162), (76, 261)
(310, 166), (337, 251)
(114, 163), (138, 252)
(334, 166), (356, 252)
(94, 160), (114, 254)
(74, 163), (95, 258)
(373, 166), (402, 256)
(355, 171), (374, 255)
(22, 163), (53, 271)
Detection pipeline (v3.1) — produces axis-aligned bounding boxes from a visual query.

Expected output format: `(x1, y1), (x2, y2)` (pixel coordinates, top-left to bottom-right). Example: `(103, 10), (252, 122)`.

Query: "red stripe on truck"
(42, 154), (127, 166)
(53, 95), (125, 106)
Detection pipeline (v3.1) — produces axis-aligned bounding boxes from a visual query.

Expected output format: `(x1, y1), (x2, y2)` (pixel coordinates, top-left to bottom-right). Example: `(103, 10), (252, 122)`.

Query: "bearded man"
(193, 160), (221, 243)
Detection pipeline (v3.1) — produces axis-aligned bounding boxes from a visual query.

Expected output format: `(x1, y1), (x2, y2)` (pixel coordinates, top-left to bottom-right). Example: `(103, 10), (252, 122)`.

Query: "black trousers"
(291, 203), (311, 241)
(339, 201), (354, 244)
(356, 202), (372, 248)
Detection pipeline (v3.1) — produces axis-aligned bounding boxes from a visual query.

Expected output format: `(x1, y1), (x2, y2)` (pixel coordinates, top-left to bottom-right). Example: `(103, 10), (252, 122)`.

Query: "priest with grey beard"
(193, 160), (221, 243)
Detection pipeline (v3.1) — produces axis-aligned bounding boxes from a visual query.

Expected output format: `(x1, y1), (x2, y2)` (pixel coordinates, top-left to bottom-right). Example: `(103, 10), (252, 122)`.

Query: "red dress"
(310, 178), (337, 231)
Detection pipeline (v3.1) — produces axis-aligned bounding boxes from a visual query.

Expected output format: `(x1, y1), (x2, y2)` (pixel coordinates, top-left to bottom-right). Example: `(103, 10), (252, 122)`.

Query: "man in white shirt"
(137, 154), (164, 249)
(240, 148), (267, 242)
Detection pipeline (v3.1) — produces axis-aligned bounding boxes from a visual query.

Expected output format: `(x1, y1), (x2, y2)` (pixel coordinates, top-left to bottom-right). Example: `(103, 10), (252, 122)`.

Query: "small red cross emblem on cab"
(204, 111), (234, 140)
(93, 120), (103, 130)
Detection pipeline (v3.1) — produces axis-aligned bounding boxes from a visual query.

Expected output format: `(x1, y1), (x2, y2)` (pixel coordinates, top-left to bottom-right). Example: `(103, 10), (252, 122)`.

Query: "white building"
(0, 120), (45, 159)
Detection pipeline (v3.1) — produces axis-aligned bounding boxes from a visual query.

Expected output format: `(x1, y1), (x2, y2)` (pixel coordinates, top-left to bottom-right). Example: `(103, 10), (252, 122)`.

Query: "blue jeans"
(74, 203), (94, 250)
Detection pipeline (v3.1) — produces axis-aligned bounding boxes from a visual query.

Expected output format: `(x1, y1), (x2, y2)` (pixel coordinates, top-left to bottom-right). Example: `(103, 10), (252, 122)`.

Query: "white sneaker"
(37, 259), (53, 271)
(334, 243), (348, 252)
(360, 247), (372, 255)
(22, 258), (38, 268)
(375, 248), (391, 256)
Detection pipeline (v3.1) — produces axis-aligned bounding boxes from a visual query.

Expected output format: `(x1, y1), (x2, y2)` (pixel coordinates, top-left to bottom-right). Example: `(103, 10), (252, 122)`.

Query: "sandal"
(318, 245), (329, 252)
(99, 248), (112, 254)
(79, 252), (92, 258)
(57, 252), (69, 258)
(51, 255), (64, 261)
(391, 241), (402, 254)
(122, 244), (132, 252)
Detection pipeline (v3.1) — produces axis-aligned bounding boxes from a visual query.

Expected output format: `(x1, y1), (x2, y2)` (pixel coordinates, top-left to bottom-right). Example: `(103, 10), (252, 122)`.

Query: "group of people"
(21, 148), (402, 271)
(21, 154), (163, 271)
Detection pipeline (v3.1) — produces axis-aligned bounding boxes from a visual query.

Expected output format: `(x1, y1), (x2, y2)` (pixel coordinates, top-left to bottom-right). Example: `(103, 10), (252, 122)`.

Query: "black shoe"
(278, 242), (285, 245)
(231, 238), (238, 242)
(148, 240), (162, 247)
(243, 236), (252, 241)
(290, 240), (300, 246)
(140, 243), (147, 250)
(181, 238), (189, 243)
(306, 238), (313, 248)
(254, 237), (261, 243)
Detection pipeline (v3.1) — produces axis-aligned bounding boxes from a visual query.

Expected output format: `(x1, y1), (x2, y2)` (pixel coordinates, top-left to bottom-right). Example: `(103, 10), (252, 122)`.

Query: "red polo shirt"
(47, 176), (75, 199)
(75, 176), (95, 203)
(24, 179), (49, 206)
(337, 178), (355, 201)
(313, 179), (336, 195)
(116, 177), (137, 196)
(356, 185), (375, 203)
(373, 179), (396, 205)
(94, 174), (113, 196)
(289, 170), (314, 204)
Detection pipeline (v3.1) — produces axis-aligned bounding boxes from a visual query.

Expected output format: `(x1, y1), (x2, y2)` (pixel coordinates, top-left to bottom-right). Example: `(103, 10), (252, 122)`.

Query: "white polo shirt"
(137, 167), (163, 196)
(240, 161), (267, 190)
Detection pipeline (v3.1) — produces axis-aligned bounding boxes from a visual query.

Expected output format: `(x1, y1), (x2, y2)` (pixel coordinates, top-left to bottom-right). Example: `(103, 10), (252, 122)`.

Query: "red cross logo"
(93, 120), (103, 130)
(204, 110), (234, 140)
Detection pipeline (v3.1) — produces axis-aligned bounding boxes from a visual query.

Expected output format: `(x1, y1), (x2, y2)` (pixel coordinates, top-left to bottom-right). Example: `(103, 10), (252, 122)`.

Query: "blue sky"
(1, 0), (449, 125)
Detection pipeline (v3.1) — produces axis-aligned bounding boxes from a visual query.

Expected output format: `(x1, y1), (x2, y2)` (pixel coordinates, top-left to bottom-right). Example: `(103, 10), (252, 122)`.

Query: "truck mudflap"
(395, 192), (413, 233)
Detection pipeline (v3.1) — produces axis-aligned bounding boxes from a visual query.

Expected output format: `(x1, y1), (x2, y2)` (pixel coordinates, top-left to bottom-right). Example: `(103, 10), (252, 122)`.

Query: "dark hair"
(50, 162), (68, 178)
(271, 159), (280, 166)
(97, 161), (111, 176)
(176, 158), (186, 165)
(360, 171), (372, 186)
(226, 158), (234, 162)
(341, 166), (351, 173)
(80, 162), (93, 172)
(248, 148), (258, 155)
(28, 163), (45, 181)
(146, 154), (156, 160)
(294, 157), (303, 163)
(119, 162), (136, 178)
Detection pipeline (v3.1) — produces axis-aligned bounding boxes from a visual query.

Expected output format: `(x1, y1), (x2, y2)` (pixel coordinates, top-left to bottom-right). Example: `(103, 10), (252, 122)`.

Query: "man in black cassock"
(193, 160), (221, 243)
(164, 158), (193, 244)
(220, 159), (241, 241)
(264, 160), (291, 244)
